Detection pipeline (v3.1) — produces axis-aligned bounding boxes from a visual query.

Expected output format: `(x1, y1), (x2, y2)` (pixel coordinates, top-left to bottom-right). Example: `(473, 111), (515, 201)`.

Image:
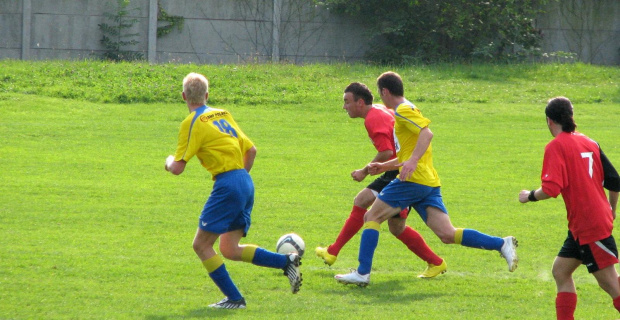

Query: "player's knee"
(436, 231), (455, 244)
(192, 239), (205, 255)
(219, 244), (242, 261)
(353, 196), (371, 209)
(388, 221), (405, 236)
(552, 267), (568, 282)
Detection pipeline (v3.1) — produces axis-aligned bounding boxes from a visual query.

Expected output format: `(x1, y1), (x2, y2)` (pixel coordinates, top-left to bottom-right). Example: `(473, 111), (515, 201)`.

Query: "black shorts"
(557, 230), (619, 273)
(366, 170), (408, 219)
(366, 170), (399, 192)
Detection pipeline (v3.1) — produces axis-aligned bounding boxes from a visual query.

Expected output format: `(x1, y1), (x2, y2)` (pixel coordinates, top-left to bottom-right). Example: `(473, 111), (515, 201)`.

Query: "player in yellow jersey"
(335, 71), (518, 286)
(316, 82), (446, 278)
(165, 73), (301, 309)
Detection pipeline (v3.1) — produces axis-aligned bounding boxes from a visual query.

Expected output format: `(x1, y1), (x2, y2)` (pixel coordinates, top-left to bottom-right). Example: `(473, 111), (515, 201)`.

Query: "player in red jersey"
(316, 82), (446, 278)
(519, 97), (620, 319)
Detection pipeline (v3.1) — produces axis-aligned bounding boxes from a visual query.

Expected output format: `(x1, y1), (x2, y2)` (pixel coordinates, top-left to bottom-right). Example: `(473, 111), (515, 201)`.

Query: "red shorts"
(558, 230), (619, 273)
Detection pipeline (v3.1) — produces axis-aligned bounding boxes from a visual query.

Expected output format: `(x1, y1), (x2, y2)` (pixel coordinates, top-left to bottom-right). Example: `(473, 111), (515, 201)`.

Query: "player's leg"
(592, 265), (620, 310)
(317, 188), (375, 265)
(420, 190), (517, 272)
(335, 198), (399, 285)
(220, 230), (301, 294)
(220, 230), (287, 268)
(194, 228), (245, 308)
(388, 216), (445, 278)
(582, 236), (620, 312)
(552, 256), (581, 320)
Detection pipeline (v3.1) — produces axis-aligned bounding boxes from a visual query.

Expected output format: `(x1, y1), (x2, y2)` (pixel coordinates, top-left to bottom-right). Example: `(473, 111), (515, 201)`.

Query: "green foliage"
(1, 61), (620, 319)
(316, 0), (549, 63)
(0, 60), (618, 105)
(157, 1), (184, 37)
(98, 0), (144, 61)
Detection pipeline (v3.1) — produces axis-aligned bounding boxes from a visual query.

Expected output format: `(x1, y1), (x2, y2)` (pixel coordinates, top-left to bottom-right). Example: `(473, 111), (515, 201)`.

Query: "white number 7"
(581, 152), (593, 178)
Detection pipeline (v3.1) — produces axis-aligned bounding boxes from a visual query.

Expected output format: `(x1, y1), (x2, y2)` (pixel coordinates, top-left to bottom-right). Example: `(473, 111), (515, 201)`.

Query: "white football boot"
(335, 269), (370, 287)
(500, 236), (518, 272)
(283, 253), (302, 293)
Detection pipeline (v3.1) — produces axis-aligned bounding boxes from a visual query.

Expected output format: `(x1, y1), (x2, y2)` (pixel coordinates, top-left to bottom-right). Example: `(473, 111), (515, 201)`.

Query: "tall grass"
(1, 60), (618, 105)
(0, 60), (619, 319)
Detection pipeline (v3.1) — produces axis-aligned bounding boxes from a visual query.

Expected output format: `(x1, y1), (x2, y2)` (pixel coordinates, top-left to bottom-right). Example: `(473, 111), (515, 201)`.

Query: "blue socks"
(209, 264), (243, 301)
(357, 222), (381, 275)
(252, 247), (287, 269)
(460, 228), (504, 251)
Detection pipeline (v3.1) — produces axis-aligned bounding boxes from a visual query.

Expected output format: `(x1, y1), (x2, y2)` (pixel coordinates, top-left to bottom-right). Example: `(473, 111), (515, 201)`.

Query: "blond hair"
(183, 72), (209, 105)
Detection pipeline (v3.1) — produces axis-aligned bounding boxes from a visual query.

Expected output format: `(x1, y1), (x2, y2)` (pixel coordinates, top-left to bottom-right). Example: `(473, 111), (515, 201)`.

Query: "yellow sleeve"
(174, 115), (198, 162)
(395, 104), (431, 133)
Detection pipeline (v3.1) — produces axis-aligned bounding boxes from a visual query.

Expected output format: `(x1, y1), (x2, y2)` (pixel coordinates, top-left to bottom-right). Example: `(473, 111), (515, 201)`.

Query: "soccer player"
(316, 82), (447, 278)
(518, 97), (620, 319)
(335, 71), (518, 286)
(165, 72), (302, 309)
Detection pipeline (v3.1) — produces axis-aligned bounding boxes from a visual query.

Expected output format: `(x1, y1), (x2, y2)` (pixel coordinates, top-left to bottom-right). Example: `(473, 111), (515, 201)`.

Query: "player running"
(519, 97), (620, 319)
(335, 71), (518, 287)
(316, 82), (446, 278)
(165, 72), (301, 309)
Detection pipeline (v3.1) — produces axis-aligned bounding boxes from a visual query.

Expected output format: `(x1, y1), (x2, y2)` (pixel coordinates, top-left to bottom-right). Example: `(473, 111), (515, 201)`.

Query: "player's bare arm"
(165, 155), (187, 175)
(609, 191), (618, 219)
(244, 146), (257, 172)
(400, 127), (433, 181)
(518, 187), (552, 203)
(368, 158), (399, 175)
(352, 149), (393, 182)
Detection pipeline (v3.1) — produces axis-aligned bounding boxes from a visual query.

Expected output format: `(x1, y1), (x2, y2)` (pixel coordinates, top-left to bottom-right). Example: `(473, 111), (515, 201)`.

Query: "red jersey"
(541, 131), (613, 244)
(365, 105), (396, 160)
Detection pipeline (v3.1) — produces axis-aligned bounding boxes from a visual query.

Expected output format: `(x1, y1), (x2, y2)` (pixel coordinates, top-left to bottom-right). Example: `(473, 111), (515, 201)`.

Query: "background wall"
(536, 0), (619, 65)
(0, 0), (618, 65)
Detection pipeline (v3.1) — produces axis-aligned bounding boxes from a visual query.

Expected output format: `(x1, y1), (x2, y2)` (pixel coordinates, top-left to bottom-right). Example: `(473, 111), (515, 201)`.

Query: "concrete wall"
(0, 0), (367, 64)
(536, 0), (620, 65)
(0, 0), (618, 65)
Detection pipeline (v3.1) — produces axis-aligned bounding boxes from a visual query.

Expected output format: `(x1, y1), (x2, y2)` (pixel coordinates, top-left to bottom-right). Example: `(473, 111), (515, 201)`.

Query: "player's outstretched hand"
(165, 155), (174, 171)
(351, 169), (368, 182)
(518, 190), (530, 203)
(367, 162), (385, 176)
(398, 159), (418, 181)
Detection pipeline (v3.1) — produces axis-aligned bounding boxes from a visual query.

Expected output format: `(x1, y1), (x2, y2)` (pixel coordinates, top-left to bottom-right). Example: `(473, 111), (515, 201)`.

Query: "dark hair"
(344, 82), (373, 105)
(545, 97), (577, 132)
(377, 71), (404, 97)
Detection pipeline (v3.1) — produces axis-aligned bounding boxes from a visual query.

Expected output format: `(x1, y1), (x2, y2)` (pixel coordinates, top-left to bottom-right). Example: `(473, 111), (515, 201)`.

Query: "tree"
(315, 0), (549, 63)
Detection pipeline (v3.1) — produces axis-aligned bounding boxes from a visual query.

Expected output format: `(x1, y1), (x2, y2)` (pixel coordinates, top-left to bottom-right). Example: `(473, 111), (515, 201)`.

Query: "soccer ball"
(276, 233), (305, 257)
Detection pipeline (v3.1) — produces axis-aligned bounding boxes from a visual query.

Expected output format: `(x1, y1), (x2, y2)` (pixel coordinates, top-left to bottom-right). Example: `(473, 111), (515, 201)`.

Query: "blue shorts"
(199, 169), (254, 236)
(377, 179), (448, 222)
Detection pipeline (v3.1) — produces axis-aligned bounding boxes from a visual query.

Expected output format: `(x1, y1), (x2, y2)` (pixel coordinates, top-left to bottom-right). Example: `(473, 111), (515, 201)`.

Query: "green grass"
(1, 60), (619, 319)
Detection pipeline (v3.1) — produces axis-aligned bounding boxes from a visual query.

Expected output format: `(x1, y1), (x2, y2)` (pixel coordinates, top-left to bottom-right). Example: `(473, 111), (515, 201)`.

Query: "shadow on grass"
(145, 307), (236, 319)
(313, 267), (448, 304)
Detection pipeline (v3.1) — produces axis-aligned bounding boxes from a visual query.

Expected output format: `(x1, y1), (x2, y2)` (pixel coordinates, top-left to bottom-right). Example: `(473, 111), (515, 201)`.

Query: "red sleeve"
(365, 113), (394, 153)
(541, 141), (564, 198)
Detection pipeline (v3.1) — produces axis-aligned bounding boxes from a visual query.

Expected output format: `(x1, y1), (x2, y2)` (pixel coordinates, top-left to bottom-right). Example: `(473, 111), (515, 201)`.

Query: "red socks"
(396, 226), (443, 266)
(614, 295), (620, 313)
(556, 292), (577, 320)
(328, 205), (367, 256)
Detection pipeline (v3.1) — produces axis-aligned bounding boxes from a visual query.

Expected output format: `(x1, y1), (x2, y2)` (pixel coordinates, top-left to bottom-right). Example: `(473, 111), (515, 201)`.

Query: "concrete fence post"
(21, 0), (31, 60)
(272, 0), (281, 62)
(148, 0), (158, 64)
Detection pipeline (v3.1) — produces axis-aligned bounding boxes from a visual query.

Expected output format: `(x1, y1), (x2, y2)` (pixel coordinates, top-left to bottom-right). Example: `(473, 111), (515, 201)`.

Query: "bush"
(316, 0), (549, 63)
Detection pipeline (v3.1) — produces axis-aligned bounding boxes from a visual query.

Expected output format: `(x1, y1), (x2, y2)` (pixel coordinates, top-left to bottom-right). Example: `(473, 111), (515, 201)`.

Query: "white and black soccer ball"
(276, 233), (305, 257)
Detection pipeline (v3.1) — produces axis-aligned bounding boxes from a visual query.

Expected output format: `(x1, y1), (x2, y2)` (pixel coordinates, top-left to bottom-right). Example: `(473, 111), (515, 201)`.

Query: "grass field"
(1, 60), (619, 319)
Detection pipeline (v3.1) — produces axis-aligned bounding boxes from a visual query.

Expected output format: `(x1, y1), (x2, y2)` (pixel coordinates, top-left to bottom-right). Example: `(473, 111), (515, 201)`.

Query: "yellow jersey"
(174, 106), (254, 178)
(393, 101), (441, 187)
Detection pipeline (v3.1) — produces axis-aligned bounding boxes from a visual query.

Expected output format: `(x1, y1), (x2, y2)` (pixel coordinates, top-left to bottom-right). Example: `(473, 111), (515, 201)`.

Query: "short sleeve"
(541, 142), (564, 198)
(394, 104), (431, 134)
(174, 116), (198, 162)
